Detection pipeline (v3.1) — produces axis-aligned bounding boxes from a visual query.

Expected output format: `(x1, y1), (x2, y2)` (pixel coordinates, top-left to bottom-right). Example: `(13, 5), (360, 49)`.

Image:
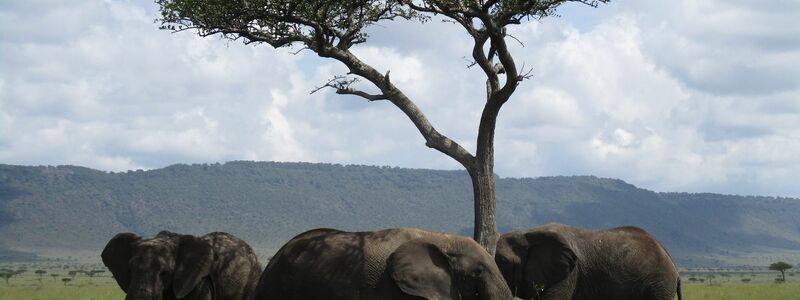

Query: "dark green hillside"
(1, 162), (798, 266)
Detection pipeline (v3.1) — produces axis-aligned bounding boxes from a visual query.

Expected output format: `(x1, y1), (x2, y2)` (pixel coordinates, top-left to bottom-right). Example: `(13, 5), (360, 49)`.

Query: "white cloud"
(257, 90), (308, 162)
(627, 0), (800, 95)
(0, 0), (798, 197)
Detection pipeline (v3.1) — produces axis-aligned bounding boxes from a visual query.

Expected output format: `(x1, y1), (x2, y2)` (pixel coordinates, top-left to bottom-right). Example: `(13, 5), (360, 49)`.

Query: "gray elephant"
(102, 231), (263, 300)
(495, 223), (681, 300)
(255, 227), (512, 300)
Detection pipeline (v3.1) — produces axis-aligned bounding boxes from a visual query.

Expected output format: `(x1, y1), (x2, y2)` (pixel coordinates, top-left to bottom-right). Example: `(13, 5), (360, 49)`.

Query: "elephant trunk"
(125, 289), (162, 300)
(124, 276), (163, 300)
(481, 270), (514, 300)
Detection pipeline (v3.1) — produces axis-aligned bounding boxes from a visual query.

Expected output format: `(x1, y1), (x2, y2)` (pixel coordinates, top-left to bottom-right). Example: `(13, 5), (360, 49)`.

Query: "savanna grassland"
(2, 258), (800, 300)
(683, 283), (800, 300)
(0, 259), (122, 300)
(2, 277), (800, 300)
(676, 268), (800, 299)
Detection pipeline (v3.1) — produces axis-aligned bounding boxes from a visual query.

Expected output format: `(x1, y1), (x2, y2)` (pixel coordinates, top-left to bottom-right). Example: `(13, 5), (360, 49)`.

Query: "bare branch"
(310, 75), (358, 95)
(462, 56), (478, 69)
(337, 89), (388, 101)
(310, 74), (386, 101)
(506, 33), (525, 48)
(518, 62), (534, 81)
(289, 46), (311, 55)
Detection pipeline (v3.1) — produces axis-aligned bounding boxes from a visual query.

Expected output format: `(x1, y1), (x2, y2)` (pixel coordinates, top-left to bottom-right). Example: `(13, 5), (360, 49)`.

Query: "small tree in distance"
(86, 270), (105, 282)
(62, 277), (71, 286)
(13, 269), (26, 277)
(706, 274), (715, 286)
(769, 261), (792, 282)
(156, 0), (610, 254)
(51, 273), (59, 282)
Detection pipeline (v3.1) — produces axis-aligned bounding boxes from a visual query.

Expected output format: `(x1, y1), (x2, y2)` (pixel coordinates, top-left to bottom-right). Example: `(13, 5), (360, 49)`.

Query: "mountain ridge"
(1, 161), (798, 266)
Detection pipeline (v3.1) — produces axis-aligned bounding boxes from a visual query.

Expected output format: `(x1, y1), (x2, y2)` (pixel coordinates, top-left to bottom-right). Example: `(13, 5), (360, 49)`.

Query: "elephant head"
(495, 230), (577, 300)
(387, 236), (512, 300)
(101, 231), (215, 300)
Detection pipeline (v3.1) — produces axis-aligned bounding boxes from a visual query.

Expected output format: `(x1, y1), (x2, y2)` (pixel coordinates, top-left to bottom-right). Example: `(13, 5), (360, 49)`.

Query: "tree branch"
(471, 33), (499, 95)
(324, 47), (476, 169)
(336, 89), (388, 101)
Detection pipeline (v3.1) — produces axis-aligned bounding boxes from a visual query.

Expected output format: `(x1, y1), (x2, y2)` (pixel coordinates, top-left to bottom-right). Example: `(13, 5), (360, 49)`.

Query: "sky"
(1, 0), (799, 197)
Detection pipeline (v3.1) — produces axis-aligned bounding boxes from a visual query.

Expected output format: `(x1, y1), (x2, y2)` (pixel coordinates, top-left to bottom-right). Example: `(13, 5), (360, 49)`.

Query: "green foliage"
(154, 0), (608, 50)
(770, 262), (793, 272)
(157, 0), (421, 49)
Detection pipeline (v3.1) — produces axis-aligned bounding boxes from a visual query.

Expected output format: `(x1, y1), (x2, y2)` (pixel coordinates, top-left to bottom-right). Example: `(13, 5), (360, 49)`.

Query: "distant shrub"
(35, 269), (46, 278)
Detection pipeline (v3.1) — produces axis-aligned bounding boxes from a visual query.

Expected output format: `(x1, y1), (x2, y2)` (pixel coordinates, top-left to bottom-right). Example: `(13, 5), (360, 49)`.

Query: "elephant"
(255, 227), (513, 300)
(495, 223), (681, 300)
(102, 231), (263, 300)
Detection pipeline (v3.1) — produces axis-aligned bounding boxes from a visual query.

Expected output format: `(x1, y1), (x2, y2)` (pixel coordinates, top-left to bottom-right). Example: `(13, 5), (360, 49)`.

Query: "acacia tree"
(769, 261), (792, 282)
(86, 270), (105, 282)
(157, 0), (607, 253)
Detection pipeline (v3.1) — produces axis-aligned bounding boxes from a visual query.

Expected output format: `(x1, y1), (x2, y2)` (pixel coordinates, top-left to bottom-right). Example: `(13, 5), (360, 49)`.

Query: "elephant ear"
(173, 235), (215, 299)
(101, 232), (141, 293)
(524, 231), (577, 286)
(388, 239), (453, 300)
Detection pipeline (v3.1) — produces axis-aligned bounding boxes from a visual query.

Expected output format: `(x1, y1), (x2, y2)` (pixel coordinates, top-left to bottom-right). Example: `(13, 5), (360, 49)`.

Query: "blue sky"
(1, 0), (799, 197)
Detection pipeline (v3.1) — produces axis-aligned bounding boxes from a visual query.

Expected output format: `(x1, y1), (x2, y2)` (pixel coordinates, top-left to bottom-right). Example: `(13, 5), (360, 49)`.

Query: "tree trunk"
(469, 164), (499, 256)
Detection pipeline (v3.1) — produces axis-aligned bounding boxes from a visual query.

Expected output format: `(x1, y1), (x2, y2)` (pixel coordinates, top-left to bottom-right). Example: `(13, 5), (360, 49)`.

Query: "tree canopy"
(157, 1), (603, 49)
(770, 261), (793, 271)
